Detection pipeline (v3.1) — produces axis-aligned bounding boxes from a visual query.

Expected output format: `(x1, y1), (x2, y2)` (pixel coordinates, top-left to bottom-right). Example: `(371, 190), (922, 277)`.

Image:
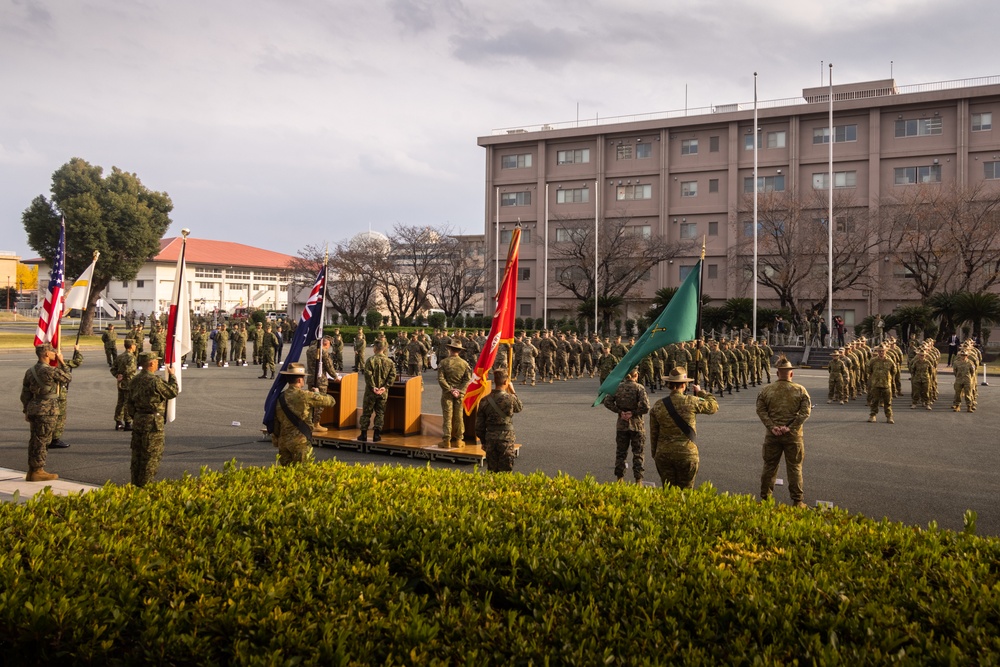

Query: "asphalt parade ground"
(1, 346), (998, 535)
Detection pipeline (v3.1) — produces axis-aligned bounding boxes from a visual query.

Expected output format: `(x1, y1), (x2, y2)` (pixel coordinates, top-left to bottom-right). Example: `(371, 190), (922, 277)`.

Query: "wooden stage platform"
(312, 430), (521, 465)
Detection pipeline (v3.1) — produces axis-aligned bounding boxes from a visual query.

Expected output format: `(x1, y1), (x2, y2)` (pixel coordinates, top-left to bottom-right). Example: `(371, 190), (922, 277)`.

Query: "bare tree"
(426, 234), (485, 318)
(933, 182), (1000, 293)
(291, 240), (380, 324)
(879, 185), (958, 301)
(374, 224), (445, 325)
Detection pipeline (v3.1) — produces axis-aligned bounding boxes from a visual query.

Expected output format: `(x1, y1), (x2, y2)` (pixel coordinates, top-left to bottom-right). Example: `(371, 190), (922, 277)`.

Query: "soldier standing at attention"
(405, 332), (428, 376)
(756, 357), (811, 507)
(249, 321), (263, 365)
(358, 340), (396, 443)
(214, 323), (229, 367)
(437, 338), (473, 448)
(259, 324), (279, 379)
(649, 367), (718, 489)
(125, 351), (178, 487)
(331, 328), (345, 371)
(48, 343), (83, 450)
(102, 324), (118, 366)
(603, 367), (650, 484)
(910, 349), (934, 410)
(827, 349), (848, 404)
(951, 348), (977, 412)
(272, 363), (336, 466)
(232, 323), (248, 366)
(867, 346), (898, 423)
(475, 368), (522, 473)
(306, 337), (340, 434)
(354, 327), (366, 371)
(21, 343), (73, 481)
(112, 338), (138, 431)
(149, 323), (165, 360)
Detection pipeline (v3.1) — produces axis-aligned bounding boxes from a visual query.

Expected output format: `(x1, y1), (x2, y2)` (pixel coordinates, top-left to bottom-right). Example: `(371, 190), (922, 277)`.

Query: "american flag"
(262, 265), (327, 434)
(34, 218), (66, 348)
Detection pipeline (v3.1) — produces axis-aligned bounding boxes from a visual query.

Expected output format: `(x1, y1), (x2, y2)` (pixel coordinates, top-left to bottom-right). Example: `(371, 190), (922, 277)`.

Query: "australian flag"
(262, 265), (326, 434)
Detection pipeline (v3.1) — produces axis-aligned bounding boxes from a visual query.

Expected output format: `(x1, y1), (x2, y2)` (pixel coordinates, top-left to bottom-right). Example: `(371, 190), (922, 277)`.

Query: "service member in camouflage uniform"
(475, 368), (523, 473)
(259, 324), (279, 379)
(306, 337), (339, 433)
(354, 327), (367, 371)
(827, 349), (848, 404)
(102, 324), (118, 366)
(213, 324), (229, 366)
(149, 323), (165, 359)
(706, 340), (726, 396)
(951, 348), (977, 412)
(232, 323), (248, 365)
(358, 340), (396, 442)
(517, 333), (539, 385)
(249, 322), (263, 364)
(272, 363), (336, 466)
(649, 367), (719, 489)
(603, 367), (650, 483)
(909, 349), (934, 410)
(125, 351), (178, 487)
(331, 328), (345, 370)
(47, 343), (83, 450)
(112, 338), (138, 431)
(437, 339), (473, 447)
(756, 357), (811, 507)
(20, 344), (72, 481)
(537, 331), (557, 383)
(406, 332), (429, 376)
(867, 346), (898, 423)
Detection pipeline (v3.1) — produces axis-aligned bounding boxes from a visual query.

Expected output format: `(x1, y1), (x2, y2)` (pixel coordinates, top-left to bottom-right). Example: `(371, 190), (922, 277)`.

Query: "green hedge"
(2, 462), (999, 664)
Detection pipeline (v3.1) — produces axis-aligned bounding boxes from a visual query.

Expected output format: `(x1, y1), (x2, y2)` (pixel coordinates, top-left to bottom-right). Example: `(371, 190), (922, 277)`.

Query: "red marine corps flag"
(463, 225), (520, 415)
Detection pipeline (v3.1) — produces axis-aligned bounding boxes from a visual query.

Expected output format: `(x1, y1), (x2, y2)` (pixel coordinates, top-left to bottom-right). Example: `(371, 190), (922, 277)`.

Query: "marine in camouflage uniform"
(517, 335), (539, 385)
(102, 324), (118, 366)
(706, 341), (725, 396)
(259, 325), (279, 378)
(306, 338), (339, 432)
(249, 322), (263, 364)
(756, 358), (811, 506)
(438, 339), (473, 447)
(48, 344), (83, 448)
(111, 339), (138, 430)
(649, 367), (718, 489)
(537, 332), (557, 383)
(232, 324), (248, 365)
(568, 333), (583, 378)
(272, 363), (336, 466)
(125, 352), (179, 487)
(21, 344), (72, 481)
(213, 324), (229, 366)
(866, 346), (898, 423)
(554, 333), (570, 381)
(827, 349), (848, 404)
(909, 350), (934, 410)
(358, 341), (397, 441)
(354, 328), (367, 371)
(475, 369), (522, 473)
(195, 325), (209, 367)
(951, 348), (977, 412)
(405, 333), (429, 376)
(603, 368), (650, 483)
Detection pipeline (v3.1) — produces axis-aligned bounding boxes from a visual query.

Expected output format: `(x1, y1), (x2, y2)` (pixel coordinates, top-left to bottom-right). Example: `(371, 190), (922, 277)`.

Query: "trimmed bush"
(1, 462), (999, 664)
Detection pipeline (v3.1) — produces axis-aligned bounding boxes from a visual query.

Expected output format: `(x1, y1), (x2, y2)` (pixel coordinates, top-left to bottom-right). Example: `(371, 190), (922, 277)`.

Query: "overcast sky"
(2, 0), (998, 264)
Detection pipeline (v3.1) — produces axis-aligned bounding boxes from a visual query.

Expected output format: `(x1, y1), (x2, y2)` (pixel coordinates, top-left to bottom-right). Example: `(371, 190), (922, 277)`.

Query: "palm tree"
(886, 305), (934, 342)
(927, 290), (963, 340)
(578, 295), (624, 336)
(954, 292), (1000, 344)
(644, 287), (679, 321)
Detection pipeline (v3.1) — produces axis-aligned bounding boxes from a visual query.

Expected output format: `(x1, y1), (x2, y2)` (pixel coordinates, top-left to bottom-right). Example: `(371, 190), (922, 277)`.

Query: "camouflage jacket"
(953, 358), (976, 382)
(603, 379), (650, 432)
(125, 370), (179, 430)
(438, 355), (472, 395)
(363, 353), (397, 393)
(475, 388), (522, 441)
(755, 380), (811, 438)
(272, 385), (335, 448)
(649, 390), (718, 455)
(866, 357), (898, 389)
(21, 361), (72, 417)
(306, 342), (338, 391)
(111, 350), (138, 389)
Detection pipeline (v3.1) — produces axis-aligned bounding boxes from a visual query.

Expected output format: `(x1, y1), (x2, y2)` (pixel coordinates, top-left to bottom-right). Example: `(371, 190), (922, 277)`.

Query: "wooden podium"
(384, 375), (422, 436)
(321, 373), (358, 430)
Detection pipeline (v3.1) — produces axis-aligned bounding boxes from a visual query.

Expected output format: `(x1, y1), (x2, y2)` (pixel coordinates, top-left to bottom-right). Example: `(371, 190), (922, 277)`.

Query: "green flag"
(593, 259), (702, 407)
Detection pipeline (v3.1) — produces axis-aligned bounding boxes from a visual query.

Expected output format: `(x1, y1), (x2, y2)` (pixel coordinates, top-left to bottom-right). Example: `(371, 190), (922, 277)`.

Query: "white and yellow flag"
(62, 255), (99, 312)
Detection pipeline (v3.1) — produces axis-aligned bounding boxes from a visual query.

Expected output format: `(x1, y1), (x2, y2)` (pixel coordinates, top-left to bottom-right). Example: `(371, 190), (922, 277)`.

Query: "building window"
(985, 161), (1000, 180)
(973, 112), (993, 132)
(895, 117), (943, 138)
(616, 184), (652, 200)
(636, 143), (652, 158)
(556, 148), (590, 164)
(556, 227), (588, 243)
(681, 181), (698, 197)
(502, 153), (533, 169)
(679, 265), (696, 281)
(894, 165), (942, 185)
(199, 282), (215, 290)
(626, 225), (652, 239)
(708, 221), (719, 236)
(616, 144), (633, 160)
(519, 303), (532, 317)
(813, 124), (858, 143)
(679, 222), (698, 239)
(743, 175), (785, 193)
(681, 139), (698, 155)
(256, 272), (277, 281)
(812, 171), (858, 189)
(195, 267), (222, 278)
(767, 131), (786, 149)
(556, 187), (590, 204)
(135, 280), (145, 288)
(709, 136), (720, 152)
(517, 267), (531, 281)
(228, 270), (251, 280)
(122, 281), (128, 288)
(708, 178), (719, 193)
(744, 134), (758, 151)
(742, 221), (764, 236)
(707, 264), (718, 280)
(229, 283), (248, 291)
(500, 229), (530, 244)
(501, 191), (532, 206)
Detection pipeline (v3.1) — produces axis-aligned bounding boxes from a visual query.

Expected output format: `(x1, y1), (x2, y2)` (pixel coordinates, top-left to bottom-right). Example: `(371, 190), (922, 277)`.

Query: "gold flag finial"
(701, 235), (706, 261)
(181, 228), (191, 239)
(92, 249), (100, 261)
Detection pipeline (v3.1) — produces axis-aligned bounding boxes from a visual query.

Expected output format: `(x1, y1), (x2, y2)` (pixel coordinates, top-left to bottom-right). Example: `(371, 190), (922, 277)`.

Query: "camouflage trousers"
(260, 349), (276, 374)
(277, 439), (314, 466)
(554, 355), (569, 379)
(27, 415), (56, 472)
(483, 435), (517, 472)
(115, 387), (132, 425)
(869, 386), (893, 419)
(360, 391), (388, 430)
(252, 342), (260, 364)
(52, 393), (69, 440)
(614, 430), (645, 481)
(130, 414), (166, 487)
(518, 361), (536, 384)
(581, 355), (594, 376)
(761, 436), (804, 503)
(538, 354), (554, 380)
(214, 344), (228, 364)
(105, 346), (117, 366)
(911, 378), (930, 407)
(653, 448), (699, 489)
(707, 367), (724, 394)
(354, 350), (365, 370)
(568, 356), (580, 377)
(441, 395), (464, 442)
(953, 379), (975, 411)
(828, 376), (846, 403)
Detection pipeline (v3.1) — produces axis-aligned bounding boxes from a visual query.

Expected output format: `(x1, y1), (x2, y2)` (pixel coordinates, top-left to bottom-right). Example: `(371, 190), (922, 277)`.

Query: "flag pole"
(695, 238), (706, 385)
(316, 245), (329, 388)
(74, 249), (100, 346)
(752, 71), (759, 341)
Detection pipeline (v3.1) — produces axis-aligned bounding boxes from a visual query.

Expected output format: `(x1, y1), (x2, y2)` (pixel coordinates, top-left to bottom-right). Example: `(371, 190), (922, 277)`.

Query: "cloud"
(0, 139), (47, 166)
(451, 22), (588, 67)
(254, 44), (331, 76)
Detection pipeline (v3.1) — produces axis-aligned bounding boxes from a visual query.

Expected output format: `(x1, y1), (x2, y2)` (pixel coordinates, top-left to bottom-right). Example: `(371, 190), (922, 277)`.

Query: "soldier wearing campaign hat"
(756, 356), (811, 507)
(271, 363), (336, 466)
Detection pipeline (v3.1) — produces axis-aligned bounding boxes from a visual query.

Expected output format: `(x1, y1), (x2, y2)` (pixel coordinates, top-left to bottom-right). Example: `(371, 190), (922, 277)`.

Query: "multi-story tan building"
(478, 75), (1000, 330)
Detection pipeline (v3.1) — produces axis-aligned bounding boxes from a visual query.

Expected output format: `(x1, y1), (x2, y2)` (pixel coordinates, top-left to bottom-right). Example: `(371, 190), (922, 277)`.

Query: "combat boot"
(116, 421), (124, 431)
(312, 424), (328, 434)
(270, 372), (275, 379)
(867, 415), (876, 423)
(372, 428), (382, 442)
(123, 422), (132, 431)
(358, 430), (367, 442)
(258, 373), (268, 378)
(26, 469), (58, 482)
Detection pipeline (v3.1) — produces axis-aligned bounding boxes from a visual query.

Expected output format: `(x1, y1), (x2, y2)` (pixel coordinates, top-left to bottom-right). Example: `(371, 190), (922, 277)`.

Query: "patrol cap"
(138, 351), (159, 365)
(280, 362), (307, 377)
